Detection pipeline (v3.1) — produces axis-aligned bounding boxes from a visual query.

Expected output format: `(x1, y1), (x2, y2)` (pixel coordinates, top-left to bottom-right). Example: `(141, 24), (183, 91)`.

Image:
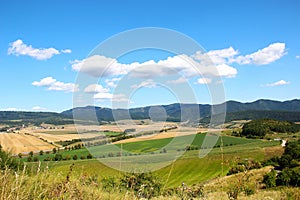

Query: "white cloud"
(234, 43), (286, 65)
(206, 47), (239, 65)
(71, 43), (286, 85)
(32, 77), (78, 93)
(167, 77), (187, 84)
(216, 64), (237, 78)
(32, 106), (46, 111)
(72, 54), (237, 80)
(32, 77), (56, 86)
(105, 77), (121, 88)
(61, 49), (72, 53)
(71, 55), (128, 77)
(93, 93), (129, 103)
(296, 55), (300, 59)
(8, 39), (71, 60)
(84, 84), (109, 93)
(93, 92), (113, 100)
(265, 80), (290, 87)
(131, 79), (157, 89)
(196, 78), (212, 84)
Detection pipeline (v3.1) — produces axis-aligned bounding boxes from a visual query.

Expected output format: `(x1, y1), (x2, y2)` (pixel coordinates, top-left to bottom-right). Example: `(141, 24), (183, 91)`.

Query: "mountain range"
(1, 99), (300, 125)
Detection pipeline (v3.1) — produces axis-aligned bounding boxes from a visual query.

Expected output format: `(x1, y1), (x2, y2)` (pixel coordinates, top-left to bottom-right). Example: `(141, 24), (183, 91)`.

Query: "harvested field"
(0, 133), (55, 154)
(29, 132), (101, 143)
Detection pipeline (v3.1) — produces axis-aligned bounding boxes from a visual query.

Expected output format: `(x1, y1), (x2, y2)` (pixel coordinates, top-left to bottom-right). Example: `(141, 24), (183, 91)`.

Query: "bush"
(33, 157), (39, 162)
(80, 155), (86, 160)
(73, 155), (78, 160)
(120, 172), (162, 198)
(277, 168), (300, 187)
(101, 177), (118, 192)
(0, 145), (24, 171)
(87, 153), (93, 159)
(27, 156), (32, 162)
(263, 170), (277, 188)
(53, 153), (63, 161)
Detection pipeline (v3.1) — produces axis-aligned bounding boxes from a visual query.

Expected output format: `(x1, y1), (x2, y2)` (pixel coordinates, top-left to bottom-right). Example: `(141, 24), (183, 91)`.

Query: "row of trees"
(27, 153), (93, 162)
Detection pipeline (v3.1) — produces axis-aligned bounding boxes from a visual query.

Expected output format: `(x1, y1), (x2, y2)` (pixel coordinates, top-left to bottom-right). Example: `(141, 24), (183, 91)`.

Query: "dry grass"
(263, 146), (284, 159)
(0, 133), (55, 154)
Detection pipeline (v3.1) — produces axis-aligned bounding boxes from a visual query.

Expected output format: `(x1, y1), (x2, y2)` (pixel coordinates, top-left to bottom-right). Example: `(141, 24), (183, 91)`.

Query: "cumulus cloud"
(71, 55), (128, 77)
(105, 78), (121, 88)
(84, 84), (109, 93)
(32, 77), (56, 86)
(131, 79), (157, 89)
(93, 92), (113, 100)
(196, 78), (212, 84)
(71, 42), (286, 87)
(234, 43), (286, 65)
(265, 80), (290, 87)
(72, 54), (237, 79)
(32, 77), (78, 92)
(205, 47), (239, 65)
(8, 39), (71, 60)
(296, 55), (300, 59)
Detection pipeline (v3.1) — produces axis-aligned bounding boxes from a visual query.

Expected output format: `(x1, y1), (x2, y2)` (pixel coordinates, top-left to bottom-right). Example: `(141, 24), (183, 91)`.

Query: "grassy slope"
(29, 134), (281, 187)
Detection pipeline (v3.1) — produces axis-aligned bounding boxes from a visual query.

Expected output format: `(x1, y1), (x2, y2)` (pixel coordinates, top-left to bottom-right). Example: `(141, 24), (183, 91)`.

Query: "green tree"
(39, 150), (44, 155)
(29, 151), (34, 157)
(263, 170), (277, 188)
(52, 148), (57, 154)
(284, 141), (300, 160)
(54, 153), (62, 161)
(87, 153), (93, 159)
(73, 154), (78, 160)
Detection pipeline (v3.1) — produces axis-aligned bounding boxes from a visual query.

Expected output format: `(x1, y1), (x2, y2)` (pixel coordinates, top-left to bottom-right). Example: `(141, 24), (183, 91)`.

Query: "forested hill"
(1, 99), (300, 124)
(61, 99), (300, 122)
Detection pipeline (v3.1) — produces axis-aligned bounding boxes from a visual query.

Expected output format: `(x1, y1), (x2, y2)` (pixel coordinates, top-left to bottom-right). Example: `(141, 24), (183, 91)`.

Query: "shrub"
(87, 153), (93, 159)
(53, 153), (63, 161)
(263, 170), (277, 188)
(277, 168), (300, 187)
(73, 154), (78, 160)
(120, 172), (162, 198)
(102, 177), (118, 192)
(0, 145), (24, 171)
(80, 155), (86, 160)
(27, 156), (32, 162)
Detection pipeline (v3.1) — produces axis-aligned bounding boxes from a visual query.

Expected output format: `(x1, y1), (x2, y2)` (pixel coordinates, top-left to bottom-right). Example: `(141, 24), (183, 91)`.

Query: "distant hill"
(0, 111), (72, 126)
(61, 99), (300, 123)
(199, 110), (300, 123)
(1, 99), (300, 125)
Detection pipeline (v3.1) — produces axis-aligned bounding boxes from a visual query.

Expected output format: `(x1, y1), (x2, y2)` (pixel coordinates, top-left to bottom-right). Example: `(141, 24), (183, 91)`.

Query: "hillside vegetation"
(239, 119), (300, 138)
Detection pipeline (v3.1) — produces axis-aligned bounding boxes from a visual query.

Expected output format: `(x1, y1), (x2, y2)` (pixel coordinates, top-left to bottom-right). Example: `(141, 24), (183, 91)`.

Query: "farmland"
(0, 133), (55, 154)
(22, 130), (281, 187)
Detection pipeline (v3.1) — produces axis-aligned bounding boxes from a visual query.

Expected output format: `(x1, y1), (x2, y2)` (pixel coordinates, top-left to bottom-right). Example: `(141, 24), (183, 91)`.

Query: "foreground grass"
(1, 165), (299, 200)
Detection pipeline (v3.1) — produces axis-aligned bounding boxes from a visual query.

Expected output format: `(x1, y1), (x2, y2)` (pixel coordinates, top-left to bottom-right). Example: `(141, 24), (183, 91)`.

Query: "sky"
(0, 0), (300, 112)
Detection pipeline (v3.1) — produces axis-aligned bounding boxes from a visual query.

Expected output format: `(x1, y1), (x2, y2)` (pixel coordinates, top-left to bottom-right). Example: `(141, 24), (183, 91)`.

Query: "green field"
(25, 134), (281, 187)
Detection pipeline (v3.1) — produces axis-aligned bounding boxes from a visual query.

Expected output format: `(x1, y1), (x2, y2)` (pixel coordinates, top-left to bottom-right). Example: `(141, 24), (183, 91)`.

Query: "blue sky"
(0, 0), (299, 112)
